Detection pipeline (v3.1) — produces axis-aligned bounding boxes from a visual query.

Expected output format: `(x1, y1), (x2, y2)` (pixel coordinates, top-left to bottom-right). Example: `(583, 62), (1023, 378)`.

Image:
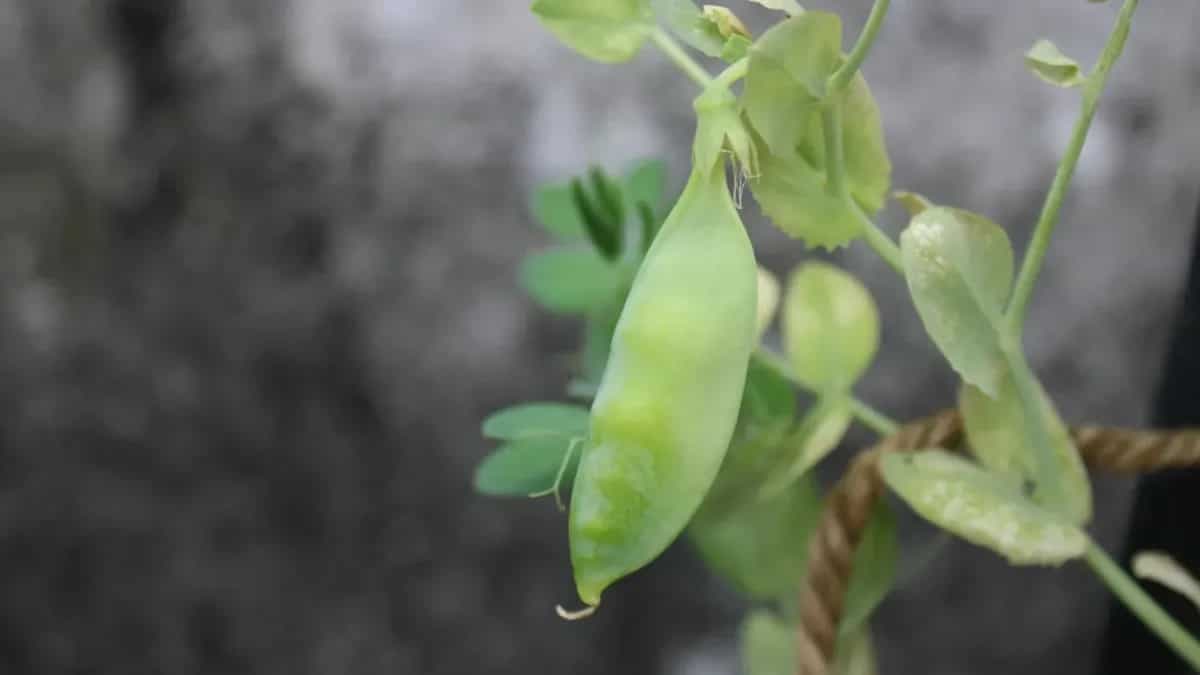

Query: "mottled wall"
(0, 1), (1197, 674)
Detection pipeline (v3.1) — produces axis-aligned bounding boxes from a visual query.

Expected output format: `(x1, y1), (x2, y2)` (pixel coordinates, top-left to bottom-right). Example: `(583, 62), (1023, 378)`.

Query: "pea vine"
(474, 0), (1200, 671)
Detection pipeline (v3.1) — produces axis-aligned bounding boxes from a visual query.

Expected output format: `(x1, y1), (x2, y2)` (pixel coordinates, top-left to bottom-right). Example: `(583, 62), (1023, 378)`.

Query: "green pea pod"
(568, 159), (758, 607)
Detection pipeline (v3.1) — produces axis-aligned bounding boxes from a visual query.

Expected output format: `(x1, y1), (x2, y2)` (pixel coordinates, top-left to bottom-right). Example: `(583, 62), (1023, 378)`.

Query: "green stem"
(849, 398), (899, 436)
(854, 202), (904, 275)
(650, 29), (713, 88)
(1004, 0), (1139, 336)
(712, 56), (749, 91)
(826, 0), (891, 93)
(822, 105), (848, 200)
(1084, 541), (1200, 670)
(822, 104), (905, 275)
(755, 348), (898, 436)
(1000, 342), (1063, 512)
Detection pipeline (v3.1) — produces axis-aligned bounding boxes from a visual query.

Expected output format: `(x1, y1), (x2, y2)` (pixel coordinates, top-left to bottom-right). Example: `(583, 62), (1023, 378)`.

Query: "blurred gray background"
(0, 1), (1197, 674)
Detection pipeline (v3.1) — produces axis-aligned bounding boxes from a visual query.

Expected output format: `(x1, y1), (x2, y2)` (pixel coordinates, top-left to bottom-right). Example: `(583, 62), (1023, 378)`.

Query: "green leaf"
(893, 190), (934, 217)
(743, 12), (842, 155)
(840, 501), (897, 639)
(531, 0), (654, 63)
(474, 437), (580, 496)
(739, 580), (880, 675)
(624, 158), (667, 213)
(520, 247), (624, 314)
(653, 0), (724, 57)
(532, 183), (585, 240)
(701, 5), (750, 40)
(588, 167), (627, 233)
(756, 266), (781, 341)
(741, 611), (796, 675)
(740, 354), (798, 432)
(794, 73), (892, 214)
(834, 630), (878, 675)
(482, 402), (590, 440)
(1133, 551), (1200, 612)
(760, 395), (853, 496)
(840, 75), (891, 214)
(744, 0), (804, 14)
(721, 34), (752, 63)
(690, 476), (821, 599)
(701, 356), (797, 514)
(570, 177), (622, 260)
(580, 294), (626, 385)
(693, 85), (758, 176)
(783, 261), (880, 393)
(880, 450), (1088, 565)
(750, 142), (862, 249)
(900, 207), (1014, 396)
(960, 368), (1092, 524)
(742, 12), (891, 227)
(1025, 39), (1086, 88)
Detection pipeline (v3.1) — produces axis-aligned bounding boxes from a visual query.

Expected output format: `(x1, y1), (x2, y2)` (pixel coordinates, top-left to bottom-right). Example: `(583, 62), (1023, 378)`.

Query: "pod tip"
(555, 603), (598, 621)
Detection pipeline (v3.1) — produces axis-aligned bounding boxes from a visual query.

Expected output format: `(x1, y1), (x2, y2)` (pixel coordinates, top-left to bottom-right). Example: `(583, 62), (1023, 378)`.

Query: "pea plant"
(474, 0), (1200, 672)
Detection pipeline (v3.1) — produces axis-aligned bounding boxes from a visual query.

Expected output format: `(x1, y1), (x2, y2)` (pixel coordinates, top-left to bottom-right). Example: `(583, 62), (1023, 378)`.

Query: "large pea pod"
(568, 161), (758, 607)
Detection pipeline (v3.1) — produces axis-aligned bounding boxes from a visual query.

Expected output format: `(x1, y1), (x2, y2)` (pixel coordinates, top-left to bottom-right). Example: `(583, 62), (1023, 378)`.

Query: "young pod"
(568, 161), (758, 607)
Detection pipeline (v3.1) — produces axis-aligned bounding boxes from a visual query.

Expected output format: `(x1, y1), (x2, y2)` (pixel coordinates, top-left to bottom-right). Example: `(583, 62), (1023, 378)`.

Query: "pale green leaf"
(743, 12), (842, 155)
(760, 395), (853, 496)
(900, 207), (1014, 396)
(750, 143), (862, 249)
(482, 402), (590, 440)
(690, 476), (821, 599)
(743, 0), (805, 17)
(893, 190), (935, 217)
(1025, 39), (1086, 88)
(624, 158), (667, 212)
(756, 266), (781, 341)
(783, 261), (880, 392)
(840, 501), (897, 638)
(840, 75), (892, 214)
(532, 183), (586, 239)
(721, 34), (752, 63)
(741, 611), (796, 675)
(474, 437), (579, 496)
(794, 73), (892, 214)
(881, 450), (1087, 565)
(959, 370), (1092, 524)
(652, 0), (724, 57)
(1133, 551), (1200, 612)
(532, 0), (654, 63)
(519, 247), (624, 314)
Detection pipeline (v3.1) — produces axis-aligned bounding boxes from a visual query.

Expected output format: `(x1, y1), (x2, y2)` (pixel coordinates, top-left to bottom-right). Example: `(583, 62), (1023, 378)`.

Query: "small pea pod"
(568, 157), (758, 607)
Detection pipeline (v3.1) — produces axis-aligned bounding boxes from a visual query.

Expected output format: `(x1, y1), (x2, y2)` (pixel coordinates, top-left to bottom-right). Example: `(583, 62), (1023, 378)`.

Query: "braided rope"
(795, 410), (1200, 675)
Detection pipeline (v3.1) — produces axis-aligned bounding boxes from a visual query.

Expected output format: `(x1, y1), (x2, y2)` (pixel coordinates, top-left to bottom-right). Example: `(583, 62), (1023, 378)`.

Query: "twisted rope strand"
(795, 410), (1200, 675)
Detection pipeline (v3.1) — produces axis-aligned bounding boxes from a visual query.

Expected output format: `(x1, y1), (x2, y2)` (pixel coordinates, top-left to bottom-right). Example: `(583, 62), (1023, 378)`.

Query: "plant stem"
(822, 104), (905, 275)
(755, 348), (898, 436)
(1000, 341), (1064, 513)
(1084, 540), (1200, 670)
(826, 0), (891, 93)
(712, 56), (749, 91)
(650, 29), (713, 88)
(822, 105), (848, 200)
(849, 397), (898, 436)
(854, 202), (904, 275)
(1004, 0), (1139, 336)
